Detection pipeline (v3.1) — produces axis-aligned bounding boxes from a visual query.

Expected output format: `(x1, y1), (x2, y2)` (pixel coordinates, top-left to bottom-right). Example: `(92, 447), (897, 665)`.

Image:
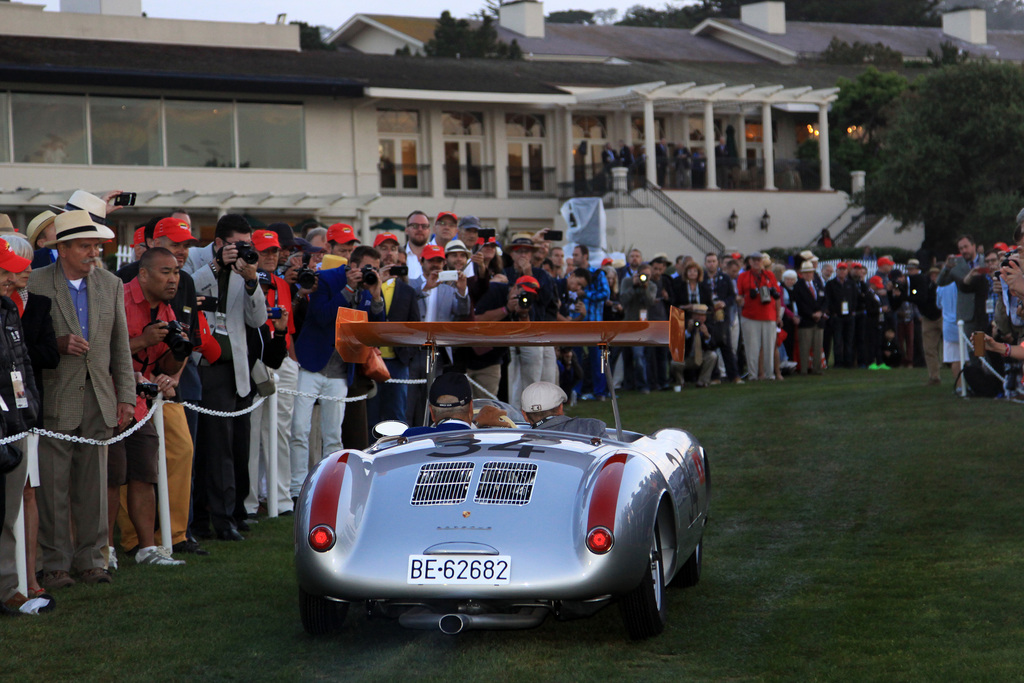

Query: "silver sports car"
(295, 310), (709, 639)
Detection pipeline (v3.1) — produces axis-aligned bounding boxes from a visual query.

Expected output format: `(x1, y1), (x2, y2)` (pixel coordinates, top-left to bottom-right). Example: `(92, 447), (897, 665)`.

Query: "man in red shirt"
(736, 252), (781, 380)
(112, 247), (190, 567)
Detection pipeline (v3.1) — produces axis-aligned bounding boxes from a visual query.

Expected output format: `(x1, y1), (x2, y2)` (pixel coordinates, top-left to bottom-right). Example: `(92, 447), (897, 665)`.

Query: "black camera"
(361, 264), (379, 287)
(1002, 248), (1020, 270)
(158, 320), (195, 361)
(268, 307), (282, 320)
(518, 291), (537, 310)
(387, 264), (409, 278)
(296, 267), (318, 290)
(199, 296), (219, 312)
(136, 382), (159, 398)
(219, 241), (259, 266)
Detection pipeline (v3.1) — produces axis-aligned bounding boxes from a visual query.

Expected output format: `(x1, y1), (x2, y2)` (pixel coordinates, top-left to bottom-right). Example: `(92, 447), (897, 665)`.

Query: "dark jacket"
(21, 292), (59, 426)
(383, 279), (421, 366)
(0, 296), (39, 434)
(790, 278), (826, 329)
(826, 276), (859, 317)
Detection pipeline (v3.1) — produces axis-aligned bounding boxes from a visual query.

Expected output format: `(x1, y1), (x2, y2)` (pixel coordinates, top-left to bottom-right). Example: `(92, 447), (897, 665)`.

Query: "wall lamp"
(727, 210), (738, 231)
(760, 210), (771, 231)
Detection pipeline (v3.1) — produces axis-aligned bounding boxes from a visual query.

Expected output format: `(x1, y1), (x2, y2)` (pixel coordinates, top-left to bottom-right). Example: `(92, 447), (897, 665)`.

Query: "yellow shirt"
(380, 278), (396, 359)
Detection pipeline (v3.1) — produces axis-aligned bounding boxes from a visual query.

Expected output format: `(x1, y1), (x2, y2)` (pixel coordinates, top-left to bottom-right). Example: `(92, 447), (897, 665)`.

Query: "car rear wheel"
(619, 526), (668, 640)
(299, 588), (349, 635)
(675, 537), (702, 588)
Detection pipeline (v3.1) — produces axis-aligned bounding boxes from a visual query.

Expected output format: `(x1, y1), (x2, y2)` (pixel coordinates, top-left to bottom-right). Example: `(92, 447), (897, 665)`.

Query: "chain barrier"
(1, 397), (163, 447)
(180, 395), (267, 417)
(466, 375), (500, 401)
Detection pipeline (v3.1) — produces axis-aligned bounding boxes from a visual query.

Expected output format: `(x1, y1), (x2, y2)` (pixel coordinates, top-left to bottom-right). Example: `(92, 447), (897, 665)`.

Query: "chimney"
(943, 8), (987, 45)
(499, 0), (544, 39)
(740, 1), (786, 35)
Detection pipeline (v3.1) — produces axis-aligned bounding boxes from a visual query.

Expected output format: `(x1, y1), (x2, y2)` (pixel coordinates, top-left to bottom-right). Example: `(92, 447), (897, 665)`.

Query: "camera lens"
(361, 265), (379, 286)
(297, 268), (317, 289)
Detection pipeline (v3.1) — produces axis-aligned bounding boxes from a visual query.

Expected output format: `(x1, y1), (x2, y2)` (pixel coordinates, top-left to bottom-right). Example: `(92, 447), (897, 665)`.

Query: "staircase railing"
(615, 180), (725, 256)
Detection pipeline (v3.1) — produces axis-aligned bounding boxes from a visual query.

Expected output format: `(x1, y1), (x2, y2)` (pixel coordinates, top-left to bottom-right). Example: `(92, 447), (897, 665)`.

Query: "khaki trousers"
(798, 326), (824, 374)
(38, 378), (113, 573)
(117, 402), (193, 549)
(921, 316), (943, 381)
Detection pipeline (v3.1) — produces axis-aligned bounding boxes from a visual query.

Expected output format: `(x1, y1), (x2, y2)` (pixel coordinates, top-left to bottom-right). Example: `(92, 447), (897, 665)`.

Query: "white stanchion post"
(268, 377), (279, 519)
(15, 433), (39, 597)
(153, 397), (172, 552)
(957, 320), (967, 398)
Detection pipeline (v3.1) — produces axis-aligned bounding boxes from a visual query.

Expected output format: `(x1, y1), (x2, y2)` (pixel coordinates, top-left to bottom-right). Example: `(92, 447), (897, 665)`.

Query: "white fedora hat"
(47, 210), (115, 246)
(52, 190), (108, 226)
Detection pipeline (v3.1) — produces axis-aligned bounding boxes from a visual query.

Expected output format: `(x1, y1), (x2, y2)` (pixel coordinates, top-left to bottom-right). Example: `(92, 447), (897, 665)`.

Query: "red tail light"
(309, 525), (336, 552)
(587, 526), (614, 554)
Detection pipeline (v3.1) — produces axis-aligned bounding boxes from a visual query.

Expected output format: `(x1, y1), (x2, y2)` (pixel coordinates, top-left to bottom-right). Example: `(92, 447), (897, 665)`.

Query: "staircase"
(610, 180), (725, 256)
(833, 212), (882, 248)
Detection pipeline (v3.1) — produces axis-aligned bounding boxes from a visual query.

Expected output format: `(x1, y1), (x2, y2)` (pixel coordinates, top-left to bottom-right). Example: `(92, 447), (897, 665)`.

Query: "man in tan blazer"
(28, 209), (135, 588)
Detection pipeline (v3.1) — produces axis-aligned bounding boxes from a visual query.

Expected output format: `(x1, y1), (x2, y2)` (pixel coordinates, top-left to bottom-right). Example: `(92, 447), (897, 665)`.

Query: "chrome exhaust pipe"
(438, 614), (466, 635)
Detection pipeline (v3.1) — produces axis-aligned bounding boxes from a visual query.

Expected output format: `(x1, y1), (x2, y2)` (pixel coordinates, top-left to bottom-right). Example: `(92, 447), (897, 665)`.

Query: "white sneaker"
(136, 546), (185, 566)
(107, 546), (118, 571)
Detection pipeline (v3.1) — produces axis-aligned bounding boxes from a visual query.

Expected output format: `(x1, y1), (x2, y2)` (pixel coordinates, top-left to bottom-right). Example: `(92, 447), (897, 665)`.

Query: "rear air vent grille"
(474, 461), (537, 505)
(411, 461), (473, 506)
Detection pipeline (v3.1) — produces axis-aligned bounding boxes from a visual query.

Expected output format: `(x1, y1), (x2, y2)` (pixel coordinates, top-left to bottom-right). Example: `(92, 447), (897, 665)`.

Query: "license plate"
(407, 555), (511, 585)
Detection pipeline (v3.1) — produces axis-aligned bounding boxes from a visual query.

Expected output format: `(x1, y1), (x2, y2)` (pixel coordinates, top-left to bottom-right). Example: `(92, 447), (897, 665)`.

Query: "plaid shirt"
(582, 268), (610, 322)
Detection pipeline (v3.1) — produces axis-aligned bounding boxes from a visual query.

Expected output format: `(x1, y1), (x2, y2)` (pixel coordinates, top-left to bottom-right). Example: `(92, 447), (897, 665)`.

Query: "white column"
(762, 102), (776, 191)
(492, 109), (508, 199)
(680, 114), (690, 150)
(427, 108), (446, 199)
(818, 103), (832, 191)
(704, 100), (718, 190)
(737, 112), (747, 170)
(562, 107), (574, 185)
(644, 98), (657, 187)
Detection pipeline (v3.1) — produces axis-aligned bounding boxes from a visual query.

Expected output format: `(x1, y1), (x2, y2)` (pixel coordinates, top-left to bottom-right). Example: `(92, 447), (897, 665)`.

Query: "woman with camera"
(736, 252), (781, 381)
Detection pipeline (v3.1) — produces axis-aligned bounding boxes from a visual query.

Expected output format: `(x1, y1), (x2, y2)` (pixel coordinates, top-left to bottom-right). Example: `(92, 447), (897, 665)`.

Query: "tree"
(829, 67), (908, 193)
(424, 11), (522, 59)
(291, 21), (334, 51)
(821, 38), (903, 67)
(870, 62), (1024, 249)
(617, 0), (939, 27)
(548, 9), (595, 24)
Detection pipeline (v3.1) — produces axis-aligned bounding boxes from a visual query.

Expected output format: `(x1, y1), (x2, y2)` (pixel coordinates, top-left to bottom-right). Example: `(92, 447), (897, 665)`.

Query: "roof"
(711, 18), (1024, 62)
(364, 14), (440, 44)
(0, 35), (871, 99)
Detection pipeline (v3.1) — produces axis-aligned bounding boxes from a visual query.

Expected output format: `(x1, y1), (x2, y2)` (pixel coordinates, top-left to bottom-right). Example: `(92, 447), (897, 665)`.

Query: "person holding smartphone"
(937, 234), (989, 336)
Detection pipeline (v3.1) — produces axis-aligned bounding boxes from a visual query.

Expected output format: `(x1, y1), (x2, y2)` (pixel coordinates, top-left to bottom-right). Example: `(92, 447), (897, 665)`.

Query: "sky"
(40, 0), (657, 27)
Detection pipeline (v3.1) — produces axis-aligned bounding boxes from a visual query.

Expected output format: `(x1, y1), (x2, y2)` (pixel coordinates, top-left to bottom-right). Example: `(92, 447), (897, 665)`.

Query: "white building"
(0, 1), (966, 254)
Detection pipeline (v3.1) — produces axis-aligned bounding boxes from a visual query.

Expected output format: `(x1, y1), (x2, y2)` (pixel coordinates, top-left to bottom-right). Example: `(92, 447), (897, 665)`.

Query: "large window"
(165, 100), (234, 168)
(630, 116), (666, 145)
(377, 109), (422, 192)
(11, 93), (87, 164)
(442, 111), (485, 193)
(91, 97), (162, 166)
(0, 91), (306, 169)
(572, 114), (607, 181)
(238, 103), (304, 169)
(506, 113), (546, 193)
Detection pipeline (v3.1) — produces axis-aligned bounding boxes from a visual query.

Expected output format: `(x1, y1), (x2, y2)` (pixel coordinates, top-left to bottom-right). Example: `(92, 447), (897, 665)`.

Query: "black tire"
(619, 526), (668, 640)
(675, 538), (702, 588)
(299, 587), (349, 635)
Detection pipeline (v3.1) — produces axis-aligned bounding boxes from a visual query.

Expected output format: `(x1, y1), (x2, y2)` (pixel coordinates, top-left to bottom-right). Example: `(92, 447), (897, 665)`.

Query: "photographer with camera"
(240, 229), (297, 521)
(365, 233), (420, 427)
(620, 262), (659, 393)
(110, 247), (192, 567)
(736, 252), (782, 381)
(557, 268), (590, 322)
(671, 304), (718, 389)
(189, 214), (267, 542)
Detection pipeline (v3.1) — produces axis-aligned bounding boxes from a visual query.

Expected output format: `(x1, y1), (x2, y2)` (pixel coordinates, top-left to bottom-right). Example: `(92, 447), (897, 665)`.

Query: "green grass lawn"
(3, 368), (1022, 682)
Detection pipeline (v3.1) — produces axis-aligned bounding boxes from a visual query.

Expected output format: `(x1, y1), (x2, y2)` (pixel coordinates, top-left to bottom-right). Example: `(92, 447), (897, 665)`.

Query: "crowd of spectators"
(2, 188), (1022, 617)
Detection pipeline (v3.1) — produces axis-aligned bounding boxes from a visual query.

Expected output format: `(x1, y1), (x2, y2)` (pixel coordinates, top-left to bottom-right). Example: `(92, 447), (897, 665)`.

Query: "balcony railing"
(443, 165), (495, 197)
(508, 166), (556, 198)
(379, 163), (431, 196)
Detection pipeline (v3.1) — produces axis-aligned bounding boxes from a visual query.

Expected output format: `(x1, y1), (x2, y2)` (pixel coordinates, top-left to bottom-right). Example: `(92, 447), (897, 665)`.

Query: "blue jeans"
(367, 358), (409, 427)
(589, 346), (608, 396)
(631, 346), (648, 391)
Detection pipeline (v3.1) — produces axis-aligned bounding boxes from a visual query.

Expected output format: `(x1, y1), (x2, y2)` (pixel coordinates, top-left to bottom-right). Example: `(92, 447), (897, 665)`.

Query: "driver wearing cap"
(521, 382), (607, 437)
(403, 370), (511, 437)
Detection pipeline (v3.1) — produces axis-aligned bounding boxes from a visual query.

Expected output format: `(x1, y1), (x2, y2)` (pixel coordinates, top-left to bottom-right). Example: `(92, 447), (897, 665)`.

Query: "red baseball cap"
(869, 275), (884, 289)
(515, 275), (540, 293)
(153, 217), (195, 244)
(836, 262), (849, 269)
(601, 257), (613, 267)
(421, 244), (445, 260)
(851, 261), (864, 269)
(132, 227), (146, 247)
(251, 229), (280, 252)
(995, 242), (1010, 252)
(436, 211), (458, 225)
(327, 223), (360, 244)
(0, 239), (29, 274)
(730, 252), (743, 260)
(374, 232), (400, 247)
(877, 257), (894, 267)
